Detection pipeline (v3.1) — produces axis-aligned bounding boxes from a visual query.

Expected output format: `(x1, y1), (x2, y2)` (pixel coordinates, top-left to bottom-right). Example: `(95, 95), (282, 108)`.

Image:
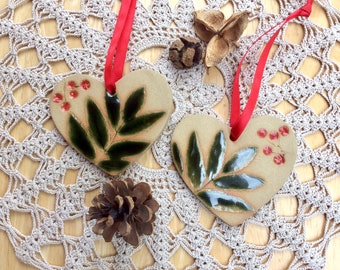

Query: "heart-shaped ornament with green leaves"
(171, 114), (297, 226)
(50, 69), (173, 175)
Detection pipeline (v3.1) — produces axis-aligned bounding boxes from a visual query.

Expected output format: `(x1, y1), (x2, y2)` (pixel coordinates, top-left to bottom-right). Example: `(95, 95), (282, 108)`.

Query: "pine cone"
(87, 178), (159, 247)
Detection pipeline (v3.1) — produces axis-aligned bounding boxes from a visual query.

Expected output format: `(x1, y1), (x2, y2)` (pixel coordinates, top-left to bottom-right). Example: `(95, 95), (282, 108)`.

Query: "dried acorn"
(169, 37), (202, 69)
(87, 178), (159, 247)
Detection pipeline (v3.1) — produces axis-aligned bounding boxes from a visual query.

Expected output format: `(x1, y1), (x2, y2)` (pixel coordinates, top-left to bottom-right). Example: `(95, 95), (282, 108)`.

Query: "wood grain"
(0, 0), (339, 269)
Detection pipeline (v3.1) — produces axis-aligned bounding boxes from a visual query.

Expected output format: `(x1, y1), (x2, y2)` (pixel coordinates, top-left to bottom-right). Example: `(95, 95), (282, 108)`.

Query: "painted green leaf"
(98, 159), (130, 172)
(107, 141), (149, 160)
(197, 190), (252, 212)
(105, 92), (120, 129)
(119, 112), (165, 135)
(87, 99), (108, 148)
(213, 174), (264, 189)
(123, 88), (144, 122)
(206, 131), (226, 180)
(172, 142), (183, 173)
(187, 132), (206, 189)
(69, 114), (95, 160)
(223, 147), (257, 173)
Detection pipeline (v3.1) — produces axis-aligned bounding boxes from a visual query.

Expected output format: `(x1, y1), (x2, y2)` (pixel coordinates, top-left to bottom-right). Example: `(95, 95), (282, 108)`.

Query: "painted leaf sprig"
(206, 131), (226, 180)
(172, 130), (264, 213)
(214, 174), (263, 189)
(98, 159), (130, 172)
(172, 142), (183, 173)
(198, 190), (252, 212)
(87, 99), (108, 148)
(187, 132), (206, 188)
(119, 112), (165, 135)
(213, 147), (264, 190)
(105, 92), (120, 129)
(69, 115), (95, 160)
(118, 88), (165, 135)
(68, 87), (166, 173)
(107, 141), (149, 160)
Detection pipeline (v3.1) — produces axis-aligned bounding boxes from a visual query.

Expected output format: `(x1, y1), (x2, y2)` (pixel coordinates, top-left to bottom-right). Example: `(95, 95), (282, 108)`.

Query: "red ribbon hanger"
(230, 0), (314, 141)
(104, 0), (137, 95)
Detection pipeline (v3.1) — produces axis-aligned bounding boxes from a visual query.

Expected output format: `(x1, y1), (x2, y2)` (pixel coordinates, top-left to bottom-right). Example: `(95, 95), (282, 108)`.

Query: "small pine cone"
(87, 178), (159, 247)
(169, 37), (202, 69)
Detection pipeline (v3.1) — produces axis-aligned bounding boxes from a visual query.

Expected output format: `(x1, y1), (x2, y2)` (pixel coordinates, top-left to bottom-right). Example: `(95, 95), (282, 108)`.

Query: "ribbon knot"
(290, 0), (313, 18)
(300, 0), (314, 17)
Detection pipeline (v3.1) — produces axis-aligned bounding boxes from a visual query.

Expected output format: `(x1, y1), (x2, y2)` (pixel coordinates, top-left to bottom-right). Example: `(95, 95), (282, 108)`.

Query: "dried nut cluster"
(193, 10), (249, 68)
(169, 37), (202, 69)
(87, 178), (159, 247)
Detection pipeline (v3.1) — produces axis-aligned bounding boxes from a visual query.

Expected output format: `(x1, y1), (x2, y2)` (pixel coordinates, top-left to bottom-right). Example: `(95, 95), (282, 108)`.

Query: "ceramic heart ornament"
(50, 69), (173, 175)
(171, 114), (297, 226)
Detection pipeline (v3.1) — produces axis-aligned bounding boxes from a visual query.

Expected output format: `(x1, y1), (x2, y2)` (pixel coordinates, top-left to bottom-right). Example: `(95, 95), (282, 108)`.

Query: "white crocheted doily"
(0, 0), (339, 269)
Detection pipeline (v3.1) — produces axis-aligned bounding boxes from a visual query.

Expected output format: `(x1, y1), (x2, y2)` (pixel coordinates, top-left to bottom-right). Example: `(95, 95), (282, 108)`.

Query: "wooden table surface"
(0, 0), (339, 269)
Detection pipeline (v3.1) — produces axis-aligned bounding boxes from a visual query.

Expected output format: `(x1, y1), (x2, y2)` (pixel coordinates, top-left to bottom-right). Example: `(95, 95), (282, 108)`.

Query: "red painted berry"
(67, 81), (76, 90)
(257, 128), (267, 138)
(80, 80), (91, 90)
(69, 90), (78, 99)
(263, 146), (273, 155)
(269, 131), (279, 140)
(279, 125), (290, 136)
(53, 93), (63, 103)
(273, 154), (285, 165)
(61, 102), (70, 111)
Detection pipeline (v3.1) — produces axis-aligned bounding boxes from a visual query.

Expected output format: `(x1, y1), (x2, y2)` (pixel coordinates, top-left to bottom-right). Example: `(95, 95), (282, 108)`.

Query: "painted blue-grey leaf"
(98, 159), (130, 172)
(69, 114), (95, 160)
(206, 131), (226, 180)
(172, 142), (183, 173)
(187, 132), (206, 189)
(107, 141), (149, 160)
(123, 87), (144, 122)
(197, 190), (252, 212)
(223, 147), (257, 173)
(213, 174), (264, 189)
(105, 92), (120, 129)
(119, 112), (165, 135)
(87, 99), (108, 148)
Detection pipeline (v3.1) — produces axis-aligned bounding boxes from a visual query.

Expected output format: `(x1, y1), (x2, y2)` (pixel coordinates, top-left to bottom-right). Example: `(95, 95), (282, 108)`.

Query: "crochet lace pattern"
(0, 0), (339, 269)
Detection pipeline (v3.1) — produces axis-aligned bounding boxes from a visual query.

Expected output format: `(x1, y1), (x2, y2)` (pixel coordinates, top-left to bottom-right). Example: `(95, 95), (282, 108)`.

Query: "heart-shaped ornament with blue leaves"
(171, 114), (297, 226)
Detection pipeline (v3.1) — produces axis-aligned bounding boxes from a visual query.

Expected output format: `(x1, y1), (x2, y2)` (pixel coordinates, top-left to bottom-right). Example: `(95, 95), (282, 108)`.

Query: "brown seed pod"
(193, 10), (249, 68)
(193, 10), (225, 42)
(169, 37), (202, 69)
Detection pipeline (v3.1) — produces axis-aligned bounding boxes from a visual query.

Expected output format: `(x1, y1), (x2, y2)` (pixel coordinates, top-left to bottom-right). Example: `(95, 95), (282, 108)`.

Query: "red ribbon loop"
(230, 0), (314, 141)
(104, 0), (137, 95)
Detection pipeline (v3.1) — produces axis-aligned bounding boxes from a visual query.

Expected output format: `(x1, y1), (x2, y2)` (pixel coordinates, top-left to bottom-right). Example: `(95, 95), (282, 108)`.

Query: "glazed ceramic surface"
(50, 69), (173, 175)
(171, 114), (297, 226)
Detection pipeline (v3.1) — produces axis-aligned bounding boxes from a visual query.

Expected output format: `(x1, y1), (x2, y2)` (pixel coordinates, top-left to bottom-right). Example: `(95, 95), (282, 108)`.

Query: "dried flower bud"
(219, 11), (249, 44)
(87, 178), (159, 247)
(193, 10), (225, 42)
(169, 37), (202, 69)
(205, 35), (230, 69)
(193, 10), (249, 68)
